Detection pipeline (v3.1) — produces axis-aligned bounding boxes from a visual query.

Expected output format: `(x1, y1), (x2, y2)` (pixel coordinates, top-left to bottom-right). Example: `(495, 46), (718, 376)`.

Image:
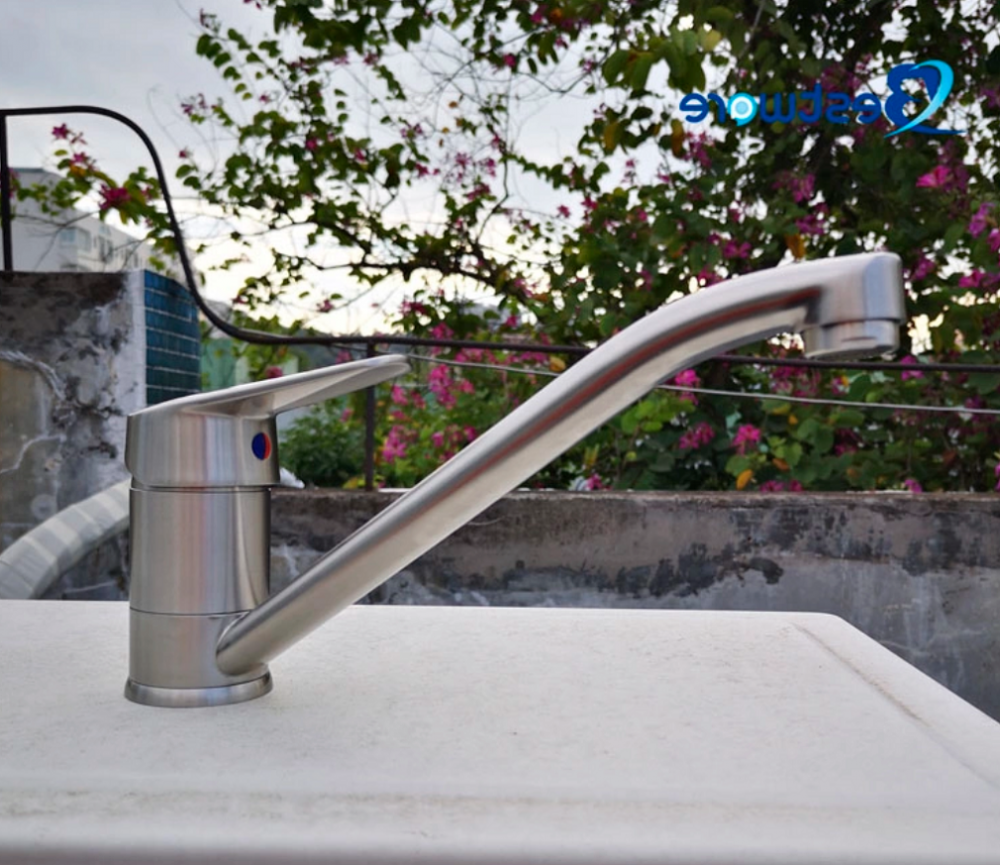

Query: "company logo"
(679, 60), (963, 137)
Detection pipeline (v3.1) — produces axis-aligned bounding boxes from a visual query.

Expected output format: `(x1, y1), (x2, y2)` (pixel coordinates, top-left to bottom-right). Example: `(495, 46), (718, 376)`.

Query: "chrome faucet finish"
(124, 356), (410, 707)
(125, 253), (904, 707)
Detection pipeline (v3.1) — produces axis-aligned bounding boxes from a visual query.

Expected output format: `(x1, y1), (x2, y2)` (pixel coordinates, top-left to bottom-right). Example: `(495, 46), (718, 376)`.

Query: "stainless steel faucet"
(124, 252), (904, 707)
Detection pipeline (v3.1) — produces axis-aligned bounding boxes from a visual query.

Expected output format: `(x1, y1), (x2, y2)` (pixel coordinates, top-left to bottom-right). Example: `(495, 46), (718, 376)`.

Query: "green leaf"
(831, 409), (865, 427)
(699, 29), (723, 52)
(942, 222), (965, 251)
(630, 53), (654, 92)
(603, 49), (630, 85)
(725, 454), (752, 476)
(195, 34), (216, 57)
(969, 372), (1000, 395)
(704, 6), (734, 25)
(602, 120), (623, 153)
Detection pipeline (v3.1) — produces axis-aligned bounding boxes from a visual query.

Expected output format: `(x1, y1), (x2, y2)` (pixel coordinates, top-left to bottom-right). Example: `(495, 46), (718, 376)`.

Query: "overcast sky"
(4, 0), (260, 178)
(2, 1), (285, 311)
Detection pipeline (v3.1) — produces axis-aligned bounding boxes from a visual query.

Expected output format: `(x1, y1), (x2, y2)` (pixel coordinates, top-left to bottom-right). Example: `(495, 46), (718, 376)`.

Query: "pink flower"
(672, 369), (700, 404)
(502, 314), (519, 328)
(994, 462), (1000, 492)
(305, 138), (318, 151)
(265, 366), (283, 379)
(687, 133), (713, 171)
(732, 424), (761, 455)
(431, 431), (445, 448)
(502, 53), (516, 68)
(390, 385), (409, 406)
(400, 299), (429, 317)
(760, 479), (804, 493)
(673, 369), (700, 388)
(793, 175), (814, 203)
(970, 203), (994, 238)
(52, 124), (70, 140)
(382, 426), (408, 464)
(584, 472), (606, 491)
(458, 379), (475, 394)
(900, 355), (924, 381)
(98, 184), (130, 211)
(989, 229), (1000, 254)
(909, 255), (935, 281)
(464, 426), (477, 442)
(556, 205), (571, 218)
(902, 478), (923, 493)
(430, 322), (454, 340)
(722, 239), (751, 260)
(697, 267), (721, 287)
(678, 421), (715, 451)
(959, 270), (986, 289)
(783, 173), (814, 204)
(796, 205), (828, 237)
(428, 364), (455, 407)
(178, 149), (191, 159)
(465, 182), (490, 202)
(916, 165), (951, 189)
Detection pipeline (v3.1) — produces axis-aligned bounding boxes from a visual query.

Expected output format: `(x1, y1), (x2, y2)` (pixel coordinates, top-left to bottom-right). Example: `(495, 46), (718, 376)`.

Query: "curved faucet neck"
(214, 253), (903, 677)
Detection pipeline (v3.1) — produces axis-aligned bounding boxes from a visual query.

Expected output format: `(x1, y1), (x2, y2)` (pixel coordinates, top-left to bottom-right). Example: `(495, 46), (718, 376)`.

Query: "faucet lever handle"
(167, 354), (410, 419)
(125, 354), (409, 488)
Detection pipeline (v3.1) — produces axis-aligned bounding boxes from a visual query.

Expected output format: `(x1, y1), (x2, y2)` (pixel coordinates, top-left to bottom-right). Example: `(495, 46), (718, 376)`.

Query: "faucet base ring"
(124, 672), (272, 709)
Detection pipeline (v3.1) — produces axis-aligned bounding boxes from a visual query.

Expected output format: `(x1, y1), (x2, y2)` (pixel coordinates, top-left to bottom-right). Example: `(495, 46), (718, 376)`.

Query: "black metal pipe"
(0, 115), (12, 272)
(364, 341), (377, 492)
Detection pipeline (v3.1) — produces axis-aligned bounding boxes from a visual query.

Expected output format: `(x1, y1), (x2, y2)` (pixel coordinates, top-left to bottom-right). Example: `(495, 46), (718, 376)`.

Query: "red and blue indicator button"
(251, 432), (272, 461)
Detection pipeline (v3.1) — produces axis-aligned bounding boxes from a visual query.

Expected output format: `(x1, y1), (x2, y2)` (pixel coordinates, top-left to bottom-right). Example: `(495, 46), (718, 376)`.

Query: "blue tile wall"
(143, 271), (201, 405)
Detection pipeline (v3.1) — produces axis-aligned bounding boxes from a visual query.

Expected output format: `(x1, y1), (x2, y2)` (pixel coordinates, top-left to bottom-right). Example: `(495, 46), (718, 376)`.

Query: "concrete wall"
(1, 270), (202, 599)
(0, 271), (145, 597)
(271, 489), (1000, 721)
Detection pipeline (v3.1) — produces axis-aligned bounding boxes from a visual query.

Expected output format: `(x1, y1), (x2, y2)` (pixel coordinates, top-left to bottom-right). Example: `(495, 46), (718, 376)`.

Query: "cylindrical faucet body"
(123, 356), (410, 707)
(126, 487), (273, 707)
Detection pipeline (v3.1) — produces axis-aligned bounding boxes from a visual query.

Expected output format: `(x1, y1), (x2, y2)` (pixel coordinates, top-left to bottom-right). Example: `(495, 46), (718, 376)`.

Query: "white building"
(9, 168), (177, 276)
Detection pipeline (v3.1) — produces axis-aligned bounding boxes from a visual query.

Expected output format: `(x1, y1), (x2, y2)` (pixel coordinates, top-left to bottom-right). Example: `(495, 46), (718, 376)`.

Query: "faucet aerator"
(802, 319), (901, 361)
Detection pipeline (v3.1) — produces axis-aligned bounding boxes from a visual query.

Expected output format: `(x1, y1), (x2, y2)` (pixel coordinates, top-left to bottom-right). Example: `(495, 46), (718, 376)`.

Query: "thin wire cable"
(385, 350), (1000, 417)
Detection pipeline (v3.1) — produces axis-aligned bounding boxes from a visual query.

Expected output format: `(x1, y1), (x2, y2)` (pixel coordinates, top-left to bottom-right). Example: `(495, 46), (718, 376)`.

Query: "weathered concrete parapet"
(0, 272), (144, 534)
(1, 270), (201, 598)
(0, 271), (146, 596)
(271, 489), (1000, 721)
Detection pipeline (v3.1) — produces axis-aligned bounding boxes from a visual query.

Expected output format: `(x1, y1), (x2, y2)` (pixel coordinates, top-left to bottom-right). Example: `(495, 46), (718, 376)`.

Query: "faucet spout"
(216, 252), (904, 676)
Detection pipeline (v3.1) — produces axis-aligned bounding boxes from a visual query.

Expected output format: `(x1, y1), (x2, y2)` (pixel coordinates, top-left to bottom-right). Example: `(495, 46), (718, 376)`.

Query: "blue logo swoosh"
(885, 60), (963, 138)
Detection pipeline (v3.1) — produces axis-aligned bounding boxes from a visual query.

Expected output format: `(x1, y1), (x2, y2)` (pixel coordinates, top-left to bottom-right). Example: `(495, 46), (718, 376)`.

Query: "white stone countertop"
(2, 601), (1000, 864)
